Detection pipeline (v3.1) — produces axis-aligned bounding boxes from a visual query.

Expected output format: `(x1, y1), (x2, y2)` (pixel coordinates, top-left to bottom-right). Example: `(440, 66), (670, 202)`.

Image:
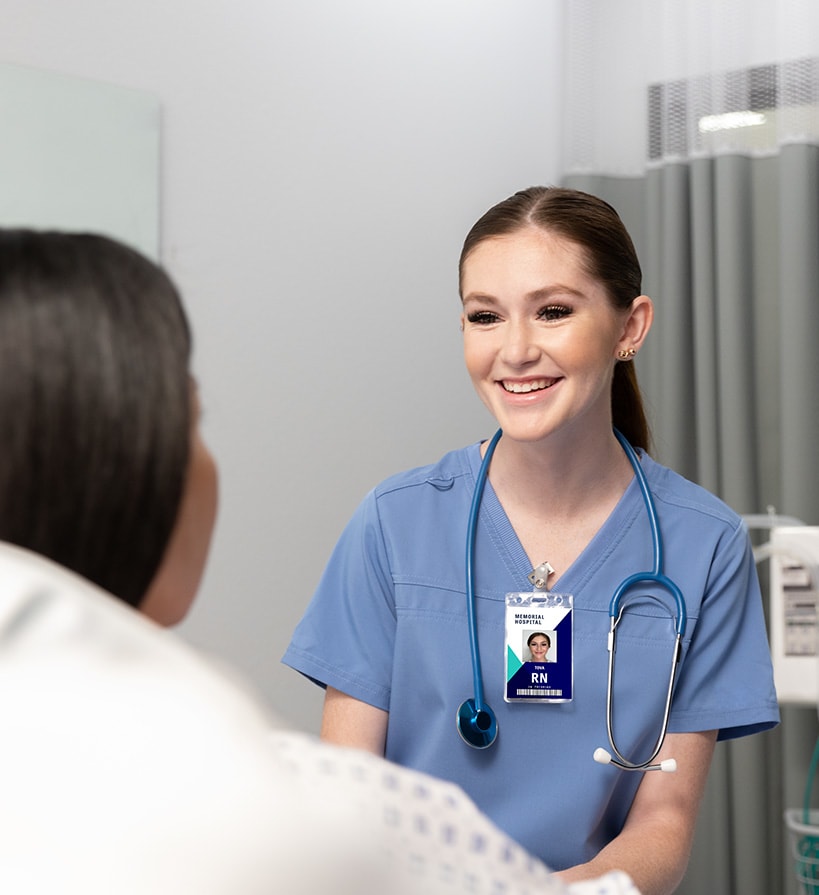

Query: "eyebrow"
(462, 284), (586, 305)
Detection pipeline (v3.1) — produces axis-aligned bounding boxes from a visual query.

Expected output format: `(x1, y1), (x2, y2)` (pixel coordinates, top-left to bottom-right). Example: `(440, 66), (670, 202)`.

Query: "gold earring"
(617, 347), (637, 360)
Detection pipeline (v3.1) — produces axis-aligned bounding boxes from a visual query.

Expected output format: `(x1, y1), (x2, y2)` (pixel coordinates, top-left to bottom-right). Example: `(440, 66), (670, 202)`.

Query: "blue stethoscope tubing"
(456, 428), (687, 772)
(603, 430), (686, 772)
(457, 428), (503, 748)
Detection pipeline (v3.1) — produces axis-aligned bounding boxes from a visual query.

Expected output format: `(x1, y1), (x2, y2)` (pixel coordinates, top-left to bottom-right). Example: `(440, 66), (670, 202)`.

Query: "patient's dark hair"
(0, 230), (192, 606)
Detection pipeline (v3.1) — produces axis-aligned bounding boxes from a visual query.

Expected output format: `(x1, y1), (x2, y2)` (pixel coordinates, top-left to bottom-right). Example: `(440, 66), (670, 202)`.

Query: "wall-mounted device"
(766, 526), (819, 705)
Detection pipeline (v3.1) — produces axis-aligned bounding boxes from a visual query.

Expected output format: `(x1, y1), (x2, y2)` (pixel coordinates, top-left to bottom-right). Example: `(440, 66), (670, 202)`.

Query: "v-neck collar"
(466, 441), (646, 596)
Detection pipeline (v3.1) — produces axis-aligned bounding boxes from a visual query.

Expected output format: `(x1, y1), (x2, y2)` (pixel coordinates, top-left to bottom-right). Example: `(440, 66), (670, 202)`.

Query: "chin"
(492, 421), (560, 444)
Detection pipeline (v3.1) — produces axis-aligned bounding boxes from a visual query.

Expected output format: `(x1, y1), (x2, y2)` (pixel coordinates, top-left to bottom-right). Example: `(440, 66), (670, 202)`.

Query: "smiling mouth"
(501, 378), (558, 394)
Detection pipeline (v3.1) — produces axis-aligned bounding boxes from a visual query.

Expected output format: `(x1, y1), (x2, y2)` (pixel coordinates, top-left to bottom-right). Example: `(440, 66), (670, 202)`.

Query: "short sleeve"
(282, 490), (397, 711)
(669, 520), (780, 740)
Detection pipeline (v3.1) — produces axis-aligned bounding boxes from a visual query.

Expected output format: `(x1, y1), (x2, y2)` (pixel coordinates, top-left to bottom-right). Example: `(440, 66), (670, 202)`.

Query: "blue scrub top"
(283, 442), (779, 869)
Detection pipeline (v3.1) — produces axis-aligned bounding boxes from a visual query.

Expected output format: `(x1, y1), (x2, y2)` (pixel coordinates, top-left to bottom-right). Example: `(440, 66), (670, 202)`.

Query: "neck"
(485, 426), (634, 521)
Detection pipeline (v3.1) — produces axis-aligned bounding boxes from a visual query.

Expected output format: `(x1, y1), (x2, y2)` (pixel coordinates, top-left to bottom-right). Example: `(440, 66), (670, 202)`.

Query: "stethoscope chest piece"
(456, 698), (498, 749)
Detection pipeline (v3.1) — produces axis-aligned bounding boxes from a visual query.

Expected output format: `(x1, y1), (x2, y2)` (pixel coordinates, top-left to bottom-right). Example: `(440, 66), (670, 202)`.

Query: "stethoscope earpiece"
(456, 699), (498, 749)
(593, 747), (613, 765)
(593, 746), (677, 773)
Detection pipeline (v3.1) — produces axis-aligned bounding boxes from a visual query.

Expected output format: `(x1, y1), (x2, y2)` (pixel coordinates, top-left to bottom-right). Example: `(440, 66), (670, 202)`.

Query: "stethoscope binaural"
(456, 428), (686, 773)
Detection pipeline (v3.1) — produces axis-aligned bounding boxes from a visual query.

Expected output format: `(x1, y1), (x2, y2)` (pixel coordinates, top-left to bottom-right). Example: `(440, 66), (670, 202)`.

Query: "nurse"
(283, 187), (779, 895)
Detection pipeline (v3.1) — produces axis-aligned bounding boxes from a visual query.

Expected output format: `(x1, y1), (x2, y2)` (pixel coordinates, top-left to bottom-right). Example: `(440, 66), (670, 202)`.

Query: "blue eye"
(538, 305), (571, 321)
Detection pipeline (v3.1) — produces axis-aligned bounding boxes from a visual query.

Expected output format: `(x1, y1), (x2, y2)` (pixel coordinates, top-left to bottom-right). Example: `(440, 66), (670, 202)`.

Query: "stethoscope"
(456, 428), (686, 773)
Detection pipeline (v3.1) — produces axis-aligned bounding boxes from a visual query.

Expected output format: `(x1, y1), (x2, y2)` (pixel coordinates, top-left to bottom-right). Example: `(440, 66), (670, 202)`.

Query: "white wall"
(0, 0), (565, 732)
(0, 63), (160, 258)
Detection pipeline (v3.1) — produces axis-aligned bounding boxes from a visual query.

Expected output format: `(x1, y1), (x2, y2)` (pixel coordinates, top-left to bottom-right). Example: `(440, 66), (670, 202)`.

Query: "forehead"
(461, 227), (595, 298)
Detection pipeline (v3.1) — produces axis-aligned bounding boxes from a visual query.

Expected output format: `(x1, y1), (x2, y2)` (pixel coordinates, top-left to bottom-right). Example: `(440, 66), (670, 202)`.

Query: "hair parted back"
(0, 230), (192, 606)
(527, 631), (551, 648)
(458, 186), (651, 452)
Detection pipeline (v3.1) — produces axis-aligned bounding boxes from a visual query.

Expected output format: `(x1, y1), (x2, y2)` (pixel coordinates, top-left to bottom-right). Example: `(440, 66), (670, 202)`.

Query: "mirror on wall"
(0, 61), (159, 258)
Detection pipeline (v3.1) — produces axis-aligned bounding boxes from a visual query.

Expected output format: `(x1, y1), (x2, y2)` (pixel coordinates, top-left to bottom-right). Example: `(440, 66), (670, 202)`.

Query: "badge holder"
(504, 592), (573, 703)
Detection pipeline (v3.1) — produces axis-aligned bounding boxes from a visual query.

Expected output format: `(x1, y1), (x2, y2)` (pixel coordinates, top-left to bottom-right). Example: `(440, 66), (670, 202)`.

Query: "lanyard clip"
(528, 561), (555, 590)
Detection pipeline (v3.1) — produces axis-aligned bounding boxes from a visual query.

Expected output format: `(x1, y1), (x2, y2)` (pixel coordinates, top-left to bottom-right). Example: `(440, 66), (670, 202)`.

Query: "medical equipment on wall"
(744, 515), (819, 705)
(456, 428), (684, 773)
(745, 515), (819, 893)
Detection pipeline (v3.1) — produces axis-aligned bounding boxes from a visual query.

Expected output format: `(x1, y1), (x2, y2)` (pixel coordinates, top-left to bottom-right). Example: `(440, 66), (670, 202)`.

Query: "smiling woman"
(458, 188), (653, 453)
(459, 225), (652, 453)
(283, 186), (779, 895)
(527, 631), (552, 662)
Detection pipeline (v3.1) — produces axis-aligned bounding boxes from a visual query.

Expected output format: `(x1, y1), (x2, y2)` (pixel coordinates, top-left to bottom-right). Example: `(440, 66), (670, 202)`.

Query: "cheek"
(191, 439), (219, 549)
(563, 329), (619, 375)
(462, 335), (491, 379)
(139, 436), (219, 627)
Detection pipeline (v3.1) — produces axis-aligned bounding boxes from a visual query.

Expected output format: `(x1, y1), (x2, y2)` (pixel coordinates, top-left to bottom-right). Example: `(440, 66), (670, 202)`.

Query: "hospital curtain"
(561, 3), (819, 894)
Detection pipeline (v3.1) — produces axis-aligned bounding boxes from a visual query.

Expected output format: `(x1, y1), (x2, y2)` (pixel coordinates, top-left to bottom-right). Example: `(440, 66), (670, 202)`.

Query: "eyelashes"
(537, 304), (572, 321)
(466, 310), (500, 325)
(465, 305), (573, 326)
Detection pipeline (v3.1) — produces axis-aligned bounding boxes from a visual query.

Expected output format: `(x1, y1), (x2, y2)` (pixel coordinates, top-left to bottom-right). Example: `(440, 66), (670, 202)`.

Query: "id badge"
(504, 592), (573, 703)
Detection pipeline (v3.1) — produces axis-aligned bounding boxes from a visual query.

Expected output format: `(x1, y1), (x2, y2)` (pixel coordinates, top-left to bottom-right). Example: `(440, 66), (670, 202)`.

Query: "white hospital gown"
(0, 541), (638, 895)
(268, 730), (640, 895)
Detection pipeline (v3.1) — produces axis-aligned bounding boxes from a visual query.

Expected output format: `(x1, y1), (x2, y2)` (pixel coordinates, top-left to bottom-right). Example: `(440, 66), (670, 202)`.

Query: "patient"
(0, 229), (639, 894)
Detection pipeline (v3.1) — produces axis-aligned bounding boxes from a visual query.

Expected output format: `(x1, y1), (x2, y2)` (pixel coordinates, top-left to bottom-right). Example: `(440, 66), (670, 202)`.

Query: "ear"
(459, 312), (465, 333)
(615, 295), (653, 358)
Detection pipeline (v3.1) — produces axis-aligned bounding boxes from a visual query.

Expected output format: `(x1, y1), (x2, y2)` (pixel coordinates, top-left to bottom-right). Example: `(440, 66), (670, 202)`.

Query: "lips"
(501, 378), (559, 394)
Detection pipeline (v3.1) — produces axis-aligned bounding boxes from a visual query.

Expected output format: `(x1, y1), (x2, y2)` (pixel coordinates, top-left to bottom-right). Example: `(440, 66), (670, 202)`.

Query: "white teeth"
(502, 379), (552, 394)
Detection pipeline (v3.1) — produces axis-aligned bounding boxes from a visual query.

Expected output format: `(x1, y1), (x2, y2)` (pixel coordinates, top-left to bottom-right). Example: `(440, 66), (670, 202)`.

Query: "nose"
(499, 319), (539, 367)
